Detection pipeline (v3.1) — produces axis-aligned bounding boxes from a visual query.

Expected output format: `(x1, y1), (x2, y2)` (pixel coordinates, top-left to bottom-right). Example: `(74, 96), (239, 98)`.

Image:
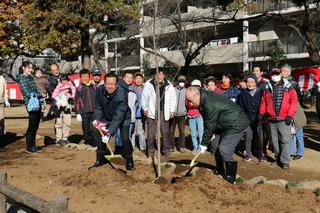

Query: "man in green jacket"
(186, 86), (249, 183)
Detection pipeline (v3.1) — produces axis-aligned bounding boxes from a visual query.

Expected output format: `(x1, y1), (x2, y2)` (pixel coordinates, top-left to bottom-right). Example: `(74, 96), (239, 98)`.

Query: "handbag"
(27, 93), (40, 112)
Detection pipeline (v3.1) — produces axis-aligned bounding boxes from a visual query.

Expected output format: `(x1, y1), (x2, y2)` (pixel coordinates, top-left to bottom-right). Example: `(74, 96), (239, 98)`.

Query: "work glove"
(285, 116), (293, 126)
(199, 145), (207, 154)
(4, 100), (10, 108)
(92, 120), (110, 144)
(76, 114), (82, 122)
(102, 134), (111, 144)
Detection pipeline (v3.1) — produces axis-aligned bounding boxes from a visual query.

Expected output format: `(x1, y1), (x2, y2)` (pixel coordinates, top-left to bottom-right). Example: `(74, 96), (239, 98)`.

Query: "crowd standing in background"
(1, 61), (319, 184)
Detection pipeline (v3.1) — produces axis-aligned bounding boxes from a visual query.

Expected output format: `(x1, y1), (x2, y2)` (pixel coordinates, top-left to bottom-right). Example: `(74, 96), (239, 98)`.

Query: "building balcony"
(248, 38), (316, 58)
(248, 0), (313, 14)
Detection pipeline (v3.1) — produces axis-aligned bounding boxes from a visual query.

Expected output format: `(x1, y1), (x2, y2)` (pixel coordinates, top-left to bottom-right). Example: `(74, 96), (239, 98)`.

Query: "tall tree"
(0, 0), (33, 76)
(22, 0), (139, 72)
(271, 0), (320, 65)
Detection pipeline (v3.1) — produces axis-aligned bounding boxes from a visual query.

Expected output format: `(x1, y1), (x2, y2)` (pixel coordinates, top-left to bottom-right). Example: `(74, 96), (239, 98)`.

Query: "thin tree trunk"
(153, 0), (161, 178)
(81, 29), (91, 69)
(305, 34), (320, 65)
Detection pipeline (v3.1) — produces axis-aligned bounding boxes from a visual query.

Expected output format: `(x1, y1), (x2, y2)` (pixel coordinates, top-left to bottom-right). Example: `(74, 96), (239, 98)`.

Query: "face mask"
(271, 75), (281, 83)
(178, 82), (185, 88)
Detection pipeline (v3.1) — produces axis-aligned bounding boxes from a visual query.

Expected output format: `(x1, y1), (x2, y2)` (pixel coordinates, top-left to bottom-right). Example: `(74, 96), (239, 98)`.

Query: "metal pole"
(115, 42), (118, 75)
(139, 2), (145, 73)
(104, 34), (109, 73)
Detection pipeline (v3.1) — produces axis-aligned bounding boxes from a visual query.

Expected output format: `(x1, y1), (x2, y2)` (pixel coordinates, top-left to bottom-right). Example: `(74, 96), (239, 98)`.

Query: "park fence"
(0, 171), (71, 213)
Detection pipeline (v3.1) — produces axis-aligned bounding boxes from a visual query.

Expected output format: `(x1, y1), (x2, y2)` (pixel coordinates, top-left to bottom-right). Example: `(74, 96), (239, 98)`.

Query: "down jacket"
(259, 79), (298, 121)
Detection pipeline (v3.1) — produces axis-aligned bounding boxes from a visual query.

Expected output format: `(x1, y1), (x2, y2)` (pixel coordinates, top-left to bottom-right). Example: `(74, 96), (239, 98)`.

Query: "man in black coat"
(186, 86), (249, 184)
(90, 73), (134, 170)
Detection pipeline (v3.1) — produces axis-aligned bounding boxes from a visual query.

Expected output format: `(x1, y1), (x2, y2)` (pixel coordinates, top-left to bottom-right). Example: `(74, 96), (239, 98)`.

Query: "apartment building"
(104, 0), (318, 77)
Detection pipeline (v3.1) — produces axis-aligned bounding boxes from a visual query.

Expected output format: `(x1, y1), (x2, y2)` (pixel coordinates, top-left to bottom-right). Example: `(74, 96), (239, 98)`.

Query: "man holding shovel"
(185, 86), (249, 184)
(89, 73), (134, 171)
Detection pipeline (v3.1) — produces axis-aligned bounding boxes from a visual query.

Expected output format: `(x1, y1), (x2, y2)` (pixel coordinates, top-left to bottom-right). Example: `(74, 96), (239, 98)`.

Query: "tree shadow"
(170, 159), (214, 171)
(68, 134), (83, 144)
(305, 111), (320, 123)
(303, 127), (320, 152)
(7, 197), (39, 213)
(0, 132), (24, 149)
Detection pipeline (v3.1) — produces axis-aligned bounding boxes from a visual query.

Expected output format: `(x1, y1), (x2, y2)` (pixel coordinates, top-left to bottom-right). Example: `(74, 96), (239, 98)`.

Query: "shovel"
(92, 122), (122, 160)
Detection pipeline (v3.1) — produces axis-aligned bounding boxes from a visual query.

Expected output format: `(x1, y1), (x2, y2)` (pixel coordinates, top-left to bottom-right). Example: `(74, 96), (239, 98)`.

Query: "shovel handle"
(94, 125), (115, 157)
(190, 152), (201, 167)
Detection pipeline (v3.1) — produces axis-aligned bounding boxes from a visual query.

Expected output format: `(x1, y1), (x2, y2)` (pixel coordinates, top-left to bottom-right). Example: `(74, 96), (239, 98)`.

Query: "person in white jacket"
(0, 72), (10, 135)
(142, 70), (176, 157)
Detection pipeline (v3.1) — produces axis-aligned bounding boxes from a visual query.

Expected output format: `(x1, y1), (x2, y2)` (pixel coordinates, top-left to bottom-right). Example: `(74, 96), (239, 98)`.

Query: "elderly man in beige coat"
(0, 73), (10, 135)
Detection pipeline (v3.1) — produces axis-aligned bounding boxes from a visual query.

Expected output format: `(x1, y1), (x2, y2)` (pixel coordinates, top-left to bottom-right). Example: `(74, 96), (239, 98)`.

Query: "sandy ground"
(0, 105), (320, 213)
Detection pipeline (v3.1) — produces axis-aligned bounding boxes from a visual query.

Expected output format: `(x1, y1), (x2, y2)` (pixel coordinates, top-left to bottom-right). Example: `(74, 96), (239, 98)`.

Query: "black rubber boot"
(224, 161), (237, 184)
(126, 157), (134, 171)
(213, 154), (225, 176)
(88, 151), (107, 170)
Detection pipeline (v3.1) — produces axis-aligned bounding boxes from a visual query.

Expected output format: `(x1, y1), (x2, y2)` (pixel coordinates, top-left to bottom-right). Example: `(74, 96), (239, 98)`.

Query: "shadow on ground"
(0, 132), (24, 149)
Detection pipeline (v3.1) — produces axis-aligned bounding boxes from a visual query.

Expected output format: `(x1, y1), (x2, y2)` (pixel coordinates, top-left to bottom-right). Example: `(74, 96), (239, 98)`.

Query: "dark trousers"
(81, 112), (95, 146)
(257, 121), (270, 155)
(26, 111), (41, 149)
(212, 127), (248, 162)
(245, 123), (264, 157)
(95, 125), (133, 159)
(169, 116), (186, 150)
(147, 112), (170, 155)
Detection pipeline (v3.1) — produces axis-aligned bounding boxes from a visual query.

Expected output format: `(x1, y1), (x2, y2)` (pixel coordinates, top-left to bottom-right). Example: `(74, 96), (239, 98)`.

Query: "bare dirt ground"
(1, 105), (320, 213)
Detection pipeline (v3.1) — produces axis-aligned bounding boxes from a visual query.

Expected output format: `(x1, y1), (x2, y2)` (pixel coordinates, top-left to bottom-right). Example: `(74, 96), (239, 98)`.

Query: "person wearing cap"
(91, 67), (104, 87)
(237, 75), (264, 162)
(52, 73), (76, 146)
(185, 86), (249, 184)
(74, 69), (97, 147)
(0, 71), (10, 135)
(142, 70), (176, 158)
(130, 72), (146, 152)
(169, 75), (187, 153)
(187, 80), (204, 155)
(204, 76), (224, 94)
(259, 68), (298, 170)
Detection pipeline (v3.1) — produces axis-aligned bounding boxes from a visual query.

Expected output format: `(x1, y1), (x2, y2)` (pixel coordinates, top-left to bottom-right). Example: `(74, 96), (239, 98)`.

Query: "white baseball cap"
(191, 79), (201, 87)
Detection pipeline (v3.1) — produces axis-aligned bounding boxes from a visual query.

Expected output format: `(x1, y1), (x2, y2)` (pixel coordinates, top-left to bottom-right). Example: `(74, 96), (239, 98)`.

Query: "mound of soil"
(1, 106), (320, 212)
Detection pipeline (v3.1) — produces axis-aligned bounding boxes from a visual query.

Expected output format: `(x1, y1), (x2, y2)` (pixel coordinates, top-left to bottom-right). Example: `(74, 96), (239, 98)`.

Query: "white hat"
(191, 79), (201, 87)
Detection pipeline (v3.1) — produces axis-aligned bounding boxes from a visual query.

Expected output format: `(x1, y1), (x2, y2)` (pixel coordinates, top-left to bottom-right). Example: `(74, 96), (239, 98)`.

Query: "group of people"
(1, 61), (320, 184)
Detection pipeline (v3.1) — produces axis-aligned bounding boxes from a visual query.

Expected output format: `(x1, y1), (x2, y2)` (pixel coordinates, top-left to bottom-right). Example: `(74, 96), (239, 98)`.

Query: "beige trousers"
(55, 111), (71, 141)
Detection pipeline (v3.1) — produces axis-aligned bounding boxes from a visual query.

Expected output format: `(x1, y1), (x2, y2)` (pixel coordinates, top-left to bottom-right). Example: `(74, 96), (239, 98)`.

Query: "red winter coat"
(259, 79), (298, 120)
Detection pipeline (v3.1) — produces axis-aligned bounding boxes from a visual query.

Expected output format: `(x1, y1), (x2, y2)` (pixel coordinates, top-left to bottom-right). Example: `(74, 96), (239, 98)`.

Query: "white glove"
(199, 145), (207, 154)
(317, 82), (320, 87)
(4, 100), (10, 108)
(102, 135), (110, 144)
(230, 98), (236, 102)
(76, 114), (82, 122)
